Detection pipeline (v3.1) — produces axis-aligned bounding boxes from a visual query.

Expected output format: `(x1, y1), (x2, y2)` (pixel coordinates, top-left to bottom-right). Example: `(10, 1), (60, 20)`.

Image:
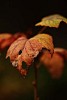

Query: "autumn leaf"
(0, 33), (12, 39)
(54, 48), (67, 60)
(48, 52), (64, 79)
(6, 33), (54, 76)
(0, 33), (12, 50)
(0, 33), (24, 51)
(40, 48), (67, 79)
(35, 14), (67, 28)
(40, 50), (52, 66)
(6, 35), (27, 61)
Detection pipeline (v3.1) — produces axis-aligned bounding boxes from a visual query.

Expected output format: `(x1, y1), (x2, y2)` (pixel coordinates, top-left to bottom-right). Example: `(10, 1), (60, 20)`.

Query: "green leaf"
(35, 14), (67, 28)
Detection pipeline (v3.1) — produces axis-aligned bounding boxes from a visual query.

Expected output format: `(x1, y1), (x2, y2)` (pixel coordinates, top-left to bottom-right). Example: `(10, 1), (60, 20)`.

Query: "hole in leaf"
(22, 61), (27, 69)
(19, 50), (22, 55)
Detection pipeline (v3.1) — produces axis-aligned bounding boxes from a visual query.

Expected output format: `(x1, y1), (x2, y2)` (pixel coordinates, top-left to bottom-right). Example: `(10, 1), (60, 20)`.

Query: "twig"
(32, 63), (39, 100)
(38, 26), (46, 34)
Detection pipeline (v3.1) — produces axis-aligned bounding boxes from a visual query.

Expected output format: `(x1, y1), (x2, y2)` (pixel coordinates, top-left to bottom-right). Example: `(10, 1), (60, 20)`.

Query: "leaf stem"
(32, 63), (39, 100)
(38, 26), (46, 34)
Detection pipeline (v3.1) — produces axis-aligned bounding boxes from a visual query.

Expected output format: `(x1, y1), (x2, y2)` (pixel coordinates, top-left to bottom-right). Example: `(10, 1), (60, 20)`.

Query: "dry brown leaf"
(35, 14), (67, 28)
(0, 33), (24, 50)
(40, 50), (52, 66)
(47, 52), (64, 79)
(40, 48), (67, 79)
(0, 33), (12, 39)
(54, 48), (67, 60)
(6, 33), (54, 76)
(0, 33), (12, 50)
(6, 35), (27, 61)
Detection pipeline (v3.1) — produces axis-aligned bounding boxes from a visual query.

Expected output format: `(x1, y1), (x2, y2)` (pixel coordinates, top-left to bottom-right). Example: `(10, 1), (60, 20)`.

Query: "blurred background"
(0, 0), (67, 100)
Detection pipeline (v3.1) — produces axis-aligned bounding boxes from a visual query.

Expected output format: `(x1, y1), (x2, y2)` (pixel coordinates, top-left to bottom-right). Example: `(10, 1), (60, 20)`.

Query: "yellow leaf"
(35, 14), (67, 28)
(30, 34), (54, 55)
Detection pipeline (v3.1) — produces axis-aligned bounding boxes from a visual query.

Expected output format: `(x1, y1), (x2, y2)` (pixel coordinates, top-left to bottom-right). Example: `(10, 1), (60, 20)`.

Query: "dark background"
(0, 0), (67, 48)
(0, 0), (67, 100)
(0, 0), (67, 32)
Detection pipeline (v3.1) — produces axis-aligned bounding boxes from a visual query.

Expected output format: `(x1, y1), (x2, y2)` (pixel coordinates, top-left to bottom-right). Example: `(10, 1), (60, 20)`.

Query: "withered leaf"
(6, 33), (54, 76)
(0, 33), (12, 39)
(40, 50), (52, 66)
(0, 33), (24, 50)
(40, 48), (67, 79)
(54, 48), (67, 60)
(48, 52), (64, 79)
(35, 14), (67, 28)
(6, 35), (27, 61)
(0, 33), (12, 50)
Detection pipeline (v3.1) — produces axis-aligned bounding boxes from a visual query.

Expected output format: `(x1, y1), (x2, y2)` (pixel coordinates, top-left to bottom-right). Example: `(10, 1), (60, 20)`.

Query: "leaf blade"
(35, 14), (67, 28)
(6, 33), (54, 76)
(40, 48), (67, 79)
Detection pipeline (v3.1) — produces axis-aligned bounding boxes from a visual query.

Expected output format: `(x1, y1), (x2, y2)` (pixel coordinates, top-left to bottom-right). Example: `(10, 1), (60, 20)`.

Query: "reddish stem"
(38, 26), (46, 34)
(32, 63), (39, 100)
